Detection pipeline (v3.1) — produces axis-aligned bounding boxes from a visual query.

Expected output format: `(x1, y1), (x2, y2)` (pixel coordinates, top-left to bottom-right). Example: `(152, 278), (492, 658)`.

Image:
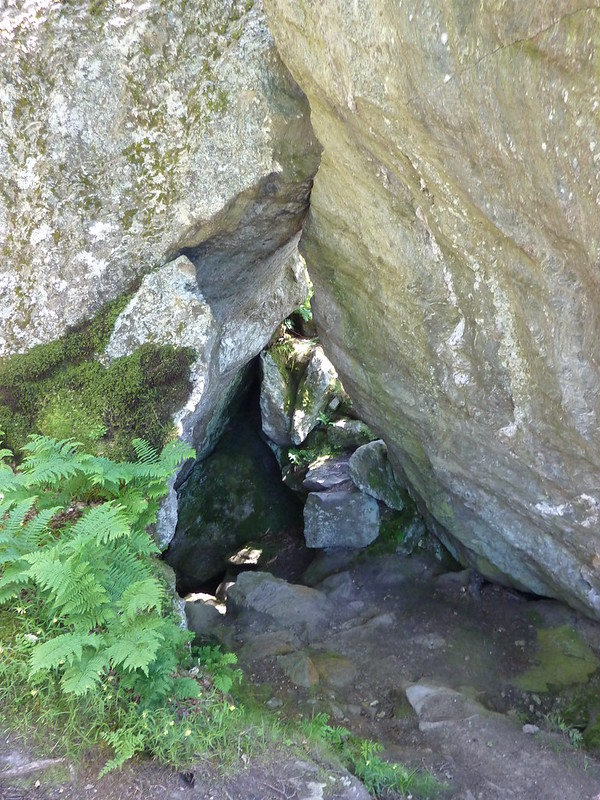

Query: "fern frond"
(118, 578), (165, 621)
(19, 506), (63, 551)
(0, 562), (31, 603)
(106, 620), (164, 675)
(25, 552), (110, 628)
(159, 438), (195, 471)
(99, 730), (146, 777)
(116, 487), (149, 522)
(0, 497), (36, 538)
(60, 649), (109, 695)
(76, 453), (135, 494)
(0, 546), (22, 566)
(29, 631), (102, 674)
(23, 547), (64, 592)
(21, 456), (82, 488)
(127, 439), (194, 482)
(99, 546), (154, 603)
(132, 438), (159, 464)
(67, 503), (131, 545)
(172, 676), (201, 700)
(57, 567), (111, 627)
(20, 436), (81, 461)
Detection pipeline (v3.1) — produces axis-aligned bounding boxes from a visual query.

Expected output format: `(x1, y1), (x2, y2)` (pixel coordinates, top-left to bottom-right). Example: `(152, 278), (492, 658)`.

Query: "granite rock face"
(0, 1), (321, 548)
(264, 1), (600, 616)
(0, 0), (319, 358)
(349, 440), (406, 512)
(304, 487), (380, 549)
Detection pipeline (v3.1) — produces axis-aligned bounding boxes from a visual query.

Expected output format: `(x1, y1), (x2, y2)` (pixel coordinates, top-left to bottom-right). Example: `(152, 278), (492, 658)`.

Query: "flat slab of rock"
(238, 630), (302, 664)
(227, 571), (333, 637)
(349, 440), (406, 511)
(278, 650), (356, 689)
(405, 680), (600, 800)
(259, 350), (295, 446)
(304, 487), (380, 548)
(303, 456), (351, 491)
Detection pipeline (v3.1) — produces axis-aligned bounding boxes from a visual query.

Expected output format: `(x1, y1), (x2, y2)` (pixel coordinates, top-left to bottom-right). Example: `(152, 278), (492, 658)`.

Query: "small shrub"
(300, 712), (444, 799)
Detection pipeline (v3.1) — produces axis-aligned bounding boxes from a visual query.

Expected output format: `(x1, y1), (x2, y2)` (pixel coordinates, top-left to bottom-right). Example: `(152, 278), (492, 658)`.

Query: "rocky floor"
(218, 548), (600, 800)
(3, 547), (600, 800)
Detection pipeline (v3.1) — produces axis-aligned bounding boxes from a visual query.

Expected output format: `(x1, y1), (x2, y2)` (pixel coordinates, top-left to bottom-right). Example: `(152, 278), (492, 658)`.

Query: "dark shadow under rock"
(165, 393), (303, 596)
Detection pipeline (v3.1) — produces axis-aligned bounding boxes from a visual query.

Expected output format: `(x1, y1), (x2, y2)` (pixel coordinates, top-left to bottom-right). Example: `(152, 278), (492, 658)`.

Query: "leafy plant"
(0, 432), (257, 772)
(300, 712), (443, 799)
(546, 710), (584, 748)
(0, 434), (196, 700)
(300, 711), (349, 746)
(195, 645), (242, 694)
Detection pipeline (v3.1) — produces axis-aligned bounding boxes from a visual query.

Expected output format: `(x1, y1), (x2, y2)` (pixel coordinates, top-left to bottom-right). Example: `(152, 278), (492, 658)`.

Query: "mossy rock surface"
(0, 295), (195, 460)
(513, 626), (599, 692)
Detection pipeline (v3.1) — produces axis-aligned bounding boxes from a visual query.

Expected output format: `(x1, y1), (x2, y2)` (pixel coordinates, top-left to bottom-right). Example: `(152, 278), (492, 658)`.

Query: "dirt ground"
(3, 547), (600, 800)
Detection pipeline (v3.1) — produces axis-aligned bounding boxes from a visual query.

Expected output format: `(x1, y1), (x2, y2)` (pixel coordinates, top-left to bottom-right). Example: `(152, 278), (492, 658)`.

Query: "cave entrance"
(164, 371), (311, 599)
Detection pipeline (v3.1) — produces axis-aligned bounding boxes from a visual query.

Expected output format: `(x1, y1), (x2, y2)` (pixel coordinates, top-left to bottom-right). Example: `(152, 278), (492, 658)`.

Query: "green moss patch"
(513, 626), (599, 692)
(0, 296), (195, 460)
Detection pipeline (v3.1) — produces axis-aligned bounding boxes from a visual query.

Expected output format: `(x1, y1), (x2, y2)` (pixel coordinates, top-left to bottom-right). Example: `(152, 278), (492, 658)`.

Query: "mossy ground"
(0, 295), (195, 461)
(513, 626), (599, 693)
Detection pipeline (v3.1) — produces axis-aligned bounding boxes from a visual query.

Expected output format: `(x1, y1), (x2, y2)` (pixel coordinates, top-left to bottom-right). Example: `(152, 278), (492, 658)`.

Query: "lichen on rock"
(0, 0), (319, 357)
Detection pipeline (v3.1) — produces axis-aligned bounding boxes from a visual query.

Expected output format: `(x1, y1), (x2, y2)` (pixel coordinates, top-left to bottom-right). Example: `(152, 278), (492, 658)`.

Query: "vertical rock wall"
(263, 0), (600, 617)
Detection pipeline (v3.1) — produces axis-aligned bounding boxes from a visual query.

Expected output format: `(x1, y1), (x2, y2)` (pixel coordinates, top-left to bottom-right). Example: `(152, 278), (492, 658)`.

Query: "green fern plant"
(0, 432), (195, 701)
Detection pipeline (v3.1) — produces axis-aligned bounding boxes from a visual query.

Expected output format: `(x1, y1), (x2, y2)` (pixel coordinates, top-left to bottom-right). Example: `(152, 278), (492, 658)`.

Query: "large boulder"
(259, 336), (313, 446)
(304, 486), (380, 549)
(0, 0), (319, 358)
(227, 571), (333, 638)
(0, 0), (321, 548)
(291, 345), (339, 444)
(349, 440), (407, 511)
(264, 1), (600, 617)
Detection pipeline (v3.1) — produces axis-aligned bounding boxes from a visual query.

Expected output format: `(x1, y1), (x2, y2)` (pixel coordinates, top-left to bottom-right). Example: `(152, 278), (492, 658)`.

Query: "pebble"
(522, 724), (540, 735)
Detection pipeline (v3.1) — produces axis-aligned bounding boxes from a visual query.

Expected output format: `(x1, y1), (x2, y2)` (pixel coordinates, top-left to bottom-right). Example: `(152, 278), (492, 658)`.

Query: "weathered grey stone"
(184, 600), (224, 638)
(277, 649), (356, 688)
(264, 0), (600, 618)
(105, 243), (309, 454)
(303, 456), (351, 491)
(277, 652), (320, 688)
(0, 0), (319, 358)
(326, 418), (376, 451)
(260, 350), (295, 446)
(316, 571), (356, 602)
(349, 440), (406, 511)
(227, 571), (333, 633)
(304, 487), (380, 549)
(291, 345), (339, 445)
(238, 630), (302, 663)
(259, 336), (313, 447)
